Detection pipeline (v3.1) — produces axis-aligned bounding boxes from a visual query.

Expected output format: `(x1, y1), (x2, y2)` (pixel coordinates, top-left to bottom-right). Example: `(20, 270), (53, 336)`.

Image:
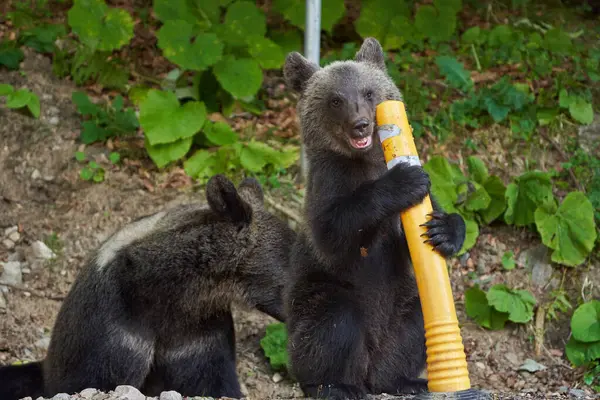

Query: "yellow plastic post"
(376, 100), (471, 394)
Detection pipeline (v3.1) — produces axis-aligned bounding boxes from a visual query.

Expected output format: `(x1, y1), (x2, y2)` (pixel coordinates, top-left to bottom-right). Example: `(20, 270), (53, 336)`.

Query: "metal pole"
(300, 0), (321, 181)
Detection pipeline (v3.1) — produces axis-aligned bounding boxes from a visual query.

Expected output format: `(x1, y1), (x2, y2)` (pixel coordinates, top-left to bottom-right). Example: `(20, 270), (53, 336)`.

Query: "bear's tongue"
(350, 136), (372, 149)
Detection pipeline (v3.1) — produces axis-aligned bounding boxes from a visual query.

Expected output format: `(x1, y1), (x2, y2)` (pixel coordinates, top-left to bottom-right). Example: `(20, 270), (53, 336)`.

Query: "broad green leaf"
(569, 97), (594, 125)
(423, 156), (466, 212)
(571, 301), (600, 343)
(203, 121), (238, 146)
(6, 89), (40, 118)
(72, 91), (99, 116)
(434, 0), (462, 14)
(273, 0), (345, 34)
(534, 192), (597, 267)
(479, 175), (507, 224)
(354, 0), (412, 50)
(435, 56), (473, 92)
(145, 136), (193, 168)
(565, 336), (600, 367)
(459, 217), (479, 255)
(184, 149), (219, 178)
(157, 21), (223, 71)
(466, 156), (489, 184)
(504, 171), (554, 227)
(465, 182), (491, 212)
(153, 0), (196, 25)
(0, 41), (24, 70)
(488, 25), (513, 46)
(75, 151), (86, 162)
(20, 24), (66, 53)
(240, 141), (272, 172)
(0, 84), (14, 96)
(544, 28), (573, 55)
(68, 0), (134, 51)
(415, 5), (456, 42)
(487, 284), (536, 324)
(502, 251), (516, 270)
(221, 1), (266, 47)
(139, 90), (207, 145)
(213, 56), (263, 99)
(559, 89), (575, 108)
(80, 167), (94, 181)
(260, 322), (289, 371)
(483, 96), (510, 122)
(461, 26), (481, 44)
(465, 286), (509, 330)
(247, 37), (285, 70)
(270, 29), (303, 54)
(80, 121), (108, 144)
(109, 152), (120, 164)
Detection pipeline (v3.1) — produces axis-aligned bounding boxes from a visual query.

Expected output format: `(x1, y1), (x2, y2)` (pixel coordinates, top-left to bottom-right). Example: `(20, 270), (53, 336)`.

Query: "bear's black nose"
(353, 118), (370, 132)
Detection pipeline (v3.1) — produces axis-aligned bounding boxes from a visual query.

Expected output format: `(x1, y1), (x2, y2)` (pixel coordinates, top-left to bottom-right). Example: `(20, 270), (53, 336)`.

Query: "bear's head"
(284, 37), (402, 157)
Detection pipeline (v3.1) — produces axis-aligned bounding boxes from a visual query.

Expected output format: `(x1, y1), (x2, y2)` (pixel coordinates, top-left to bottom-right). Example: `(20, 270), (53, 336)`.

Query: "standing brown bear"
(283, 38), (466, 399)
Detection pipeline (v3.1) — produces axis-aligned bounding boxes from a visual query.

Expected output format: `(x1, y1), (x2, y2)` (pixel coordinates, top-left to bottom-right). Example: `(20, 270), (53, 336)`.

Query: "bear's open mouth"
(349, 135), (373, 149)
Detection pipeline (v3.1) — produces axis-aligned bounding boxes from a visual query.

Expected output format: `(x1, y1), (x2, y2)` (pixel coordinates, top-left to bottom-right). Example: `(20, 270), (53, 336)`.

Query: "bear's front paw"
(420, 211), (466, 257)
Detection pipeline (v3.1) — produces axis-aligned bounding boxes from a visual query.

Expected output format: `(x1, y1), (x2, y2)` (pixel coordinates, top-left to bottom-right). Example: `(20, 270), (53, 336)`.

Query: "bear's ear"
(284, 52), (319, 93)
(354, 37), (386, 71)
(206, 174), (252, 223)
(237, 177), (264, 208)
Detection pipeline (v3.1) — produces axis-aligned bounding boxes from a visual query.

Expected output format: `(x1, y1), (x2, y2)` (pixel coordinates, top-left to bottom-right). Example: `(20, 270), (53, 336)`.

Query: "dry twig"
(264, 195), (302, 224)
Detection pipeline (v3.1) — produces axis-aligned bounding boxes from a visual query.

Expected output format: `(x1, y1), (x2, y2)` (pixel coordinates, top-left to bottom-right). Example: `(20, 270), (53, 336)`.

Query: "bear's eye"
(365, 91), (373, 100)
(331, 98), (342, 107)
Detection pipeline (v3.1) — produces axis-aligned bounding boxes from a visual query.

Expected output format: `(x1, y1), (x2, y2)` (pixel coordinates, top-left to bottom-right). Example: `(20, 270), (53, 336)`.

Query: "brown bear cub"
(0, 174), (296, 400)
(283, 38), (466, 399)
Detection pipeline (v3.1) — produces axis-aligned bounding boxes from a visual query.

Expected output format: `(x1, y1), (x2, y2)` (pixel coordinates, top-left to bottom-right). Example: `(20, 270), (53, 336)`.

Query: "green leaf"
(569, 97), (594, 125)
(221, 1), (266, 47)
(465, 286), (509, 330)
(544, 28), (573, 55)
(435, 56), (473, 92)
(559, 89), (575, 108)
(20, 24), (66, 53)
(80, 167), (94, 181)
(203, 121), (238, 146)
(486, 284), (536, 324)
(109, 152), (120, 164)
(139, 90), (207, 145)
(72, 91), (99, 116)
(274, 0), (345, 34)
(534, 192), (597, 267)
(415, 5), (457, 42)
(145, 136), (193, 169)
(247, 37), (285, 70)
(67, 0), (134, 51)
(157, 21), (223, 71)
(0, 41), (24, 70)
(479, 175), (507, 224)
(434, 0), (462, 14)
(5, 88), (40, 118)
(502, 251), (516, 270)
(465, 182), (491, 212)
(0, 84), (14, 96)
(504, 171), (554, 227)
(75, 151), (86, 162)
(565, 336), (600, 367)
(240, 142), (271, 172)
(152, 0), (196, 25)
(466, 156), (488, 184)
(213, 56), (263, 99)
(270, 29), (303, 54)
(260, 322), (289, 371)
(80, 121), (108, 144)
(183, 149), (219, 179)
(423, 156), (466, 212)
(354, 0), (411, 50)
(488, 25), (514, 46)
(459, 217), (479, 254)
(571, 301), (600, 343)
(461, 26), (481, 44)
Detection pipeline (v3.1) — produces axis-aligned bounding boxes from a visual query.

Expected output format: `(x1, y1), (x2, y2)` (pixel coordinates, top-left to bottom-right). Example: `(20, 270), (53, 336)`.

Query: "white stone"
(35, 336), (51, 350)
(272, 372), (283, 383)
(0, 261), (23, 285)
(2, 239), (14, 250)
(31, 169), (42, 180)
(4, 226), (18, 236)
(159, 391), (182, 400)
(8, 231), (20, 242)
(0, 292), (6, 309)
(30, 240), (56, 260)
(51, 394), (70, 400)
(79, 388), (98, 399)
(113, 385), (145, 400)
(49, 116), (59, 126)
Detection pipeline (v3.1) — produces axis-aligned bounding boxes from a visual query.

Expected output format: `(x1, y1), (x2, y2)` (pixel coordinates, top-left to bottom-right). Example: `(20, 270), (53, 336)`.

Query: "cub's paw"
(386, 163), (431, 209)
(420, 211), (466, 257)
(302, 383), (366, 400)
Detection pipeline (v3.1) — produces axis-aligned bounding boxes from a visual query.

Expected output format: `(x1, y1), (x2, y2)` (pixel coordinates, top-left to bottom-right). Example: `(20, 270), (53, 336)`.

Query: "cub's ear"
(206, 174), (252, 223)
(237, 177), (264, 208)
(284, 52), (320, 93)
(354, 37), (386, 71)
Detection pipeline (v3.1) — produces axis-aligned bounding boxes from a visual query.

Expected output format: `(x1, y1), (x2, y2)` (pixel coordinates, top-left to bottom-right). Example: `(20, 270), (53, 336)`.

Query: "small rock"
(505, 352), (520, 366)
(79, 388), (98, 399)
(51, 394), (70, 400)
(48, 106), (60, 116)
(518, 358), (547, 373)
(272, 372), (283, 383)
(4, 226), (18, 236)
(22, 267), (31, 274)
(21, 397), (32, 400)
(459, 252), (470, 266)
(159, 391), (182, 400)
(8, 231), (20, 242)
(31, 169), (42, 180)
(0, 292), (6, 309)
(569, 388), (587, 398)
(578, 117), (600, 156)
(35, 336), (51, 350)
(475, 361), (486, 370)
(2, 239), (15, 250)
(531, 262), (553, 289)
(113, 385), (145, 400)
(0, 261), (23, 286)
(49, 116), (59, 126)
(30, 240), (56, 260)
(43, 175), (54, 182)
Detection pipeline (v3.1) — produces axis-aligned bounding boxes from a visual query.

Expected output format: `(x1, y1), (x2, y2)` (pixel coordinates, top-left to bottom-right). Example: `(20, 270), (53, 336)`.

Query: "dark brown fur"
(0, 175), (296, 399)
(283, 38), (466, 399)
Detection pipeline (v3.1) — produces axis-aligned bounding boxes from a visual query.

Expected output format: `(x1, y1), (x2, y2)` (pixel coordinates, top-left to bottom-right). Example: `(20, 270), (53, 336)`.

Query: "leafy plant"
(260, 322), (289, 372)
(72, 91), (139, 144)
(504, 171), (554, 227)
(546, 289), (572, 321)
(0, 83), (40, 118)
(0, 40), (25, 70)
(566, 300), (600, 369)
(558, 89), (594, 125)
(465, 284), (536, 329)
(75, 152), (105, 183)
(501, 251), (516, 270)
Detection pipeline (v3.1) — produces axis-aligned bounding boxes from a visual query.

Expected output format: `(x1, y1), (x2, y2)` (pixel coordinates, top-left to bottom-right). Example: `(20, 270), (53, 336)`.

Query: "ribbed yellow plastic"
(376, 100), (471, 393)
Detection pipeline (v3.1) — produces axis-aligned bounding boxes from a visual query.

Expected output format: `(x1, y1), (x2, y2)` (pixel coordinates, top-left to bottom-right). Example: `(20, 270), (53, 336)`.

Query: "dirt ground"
(1, 50), (599, 400)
